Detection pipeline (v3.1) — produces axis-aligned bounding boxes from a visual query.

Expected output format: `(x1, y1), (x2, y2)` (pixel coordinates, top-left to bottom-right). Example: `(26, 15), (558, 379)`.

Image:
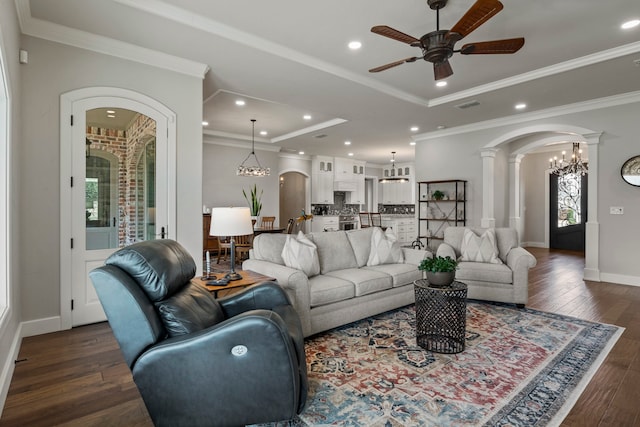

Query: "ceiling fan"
(369, 0), (524, 80)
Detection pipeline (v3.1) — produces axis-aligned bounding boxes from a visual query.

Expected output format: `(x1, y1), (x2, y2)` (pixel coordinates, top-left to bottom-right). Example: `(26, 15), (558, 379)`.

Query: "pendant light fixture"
(237, 119), (270, 177)
(379, 151), (408, 183)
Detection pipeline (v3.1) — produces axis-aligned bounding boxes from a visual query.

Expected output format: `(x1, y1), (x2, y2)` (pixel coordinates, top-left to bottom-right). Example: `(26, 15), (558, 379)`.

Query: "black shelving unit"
(417, 180), (466, 250)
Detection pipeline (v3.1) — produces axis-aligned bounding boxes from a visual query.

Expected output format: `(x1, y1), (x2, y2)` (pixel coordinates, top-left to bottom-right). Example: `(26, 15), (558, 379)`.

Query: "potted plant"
(243, 184), (263, 225)
(418, 256), (458, 287)
(432, 190), (445, 201)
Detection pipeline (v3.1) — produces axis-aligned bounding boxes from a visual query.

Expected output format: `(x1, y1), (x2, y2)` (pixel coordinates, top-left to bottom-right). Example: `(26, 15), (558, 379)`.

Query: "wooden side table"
(192, 270), (276, 297)
(414, 279), (468, 354)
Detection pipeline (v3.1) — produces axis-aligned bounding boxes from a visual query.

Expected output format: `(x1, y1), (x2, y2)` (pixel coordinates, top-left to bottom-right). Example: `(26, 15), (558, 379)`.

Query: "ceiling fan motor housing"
(420, 30), (460, 63)
(427, 0), (448, 10)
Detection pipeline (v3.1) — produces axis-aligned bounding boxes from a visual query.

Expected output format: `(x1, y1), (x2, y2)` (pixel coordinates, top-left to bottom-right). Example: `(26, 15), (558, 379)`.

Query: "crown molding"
(15, 0), (209, 79)
(415, 90), (640, 141)
(429, 41), (640, 107)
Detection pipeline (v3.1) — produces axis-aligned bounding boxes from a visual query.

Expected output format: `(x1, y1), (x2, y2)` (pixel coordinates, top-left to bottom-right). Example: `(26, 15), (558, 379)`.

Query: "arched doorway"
(481, 125), (602, 282)
(60, 87), (177, 328)
(279, 171), (309, 231)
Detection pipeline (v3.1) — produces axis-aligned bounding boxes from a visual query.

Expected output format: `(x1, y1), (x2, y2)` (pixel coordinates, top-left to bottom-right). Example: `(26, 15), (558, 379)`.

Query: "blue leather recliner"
(90, 239), (308, 427)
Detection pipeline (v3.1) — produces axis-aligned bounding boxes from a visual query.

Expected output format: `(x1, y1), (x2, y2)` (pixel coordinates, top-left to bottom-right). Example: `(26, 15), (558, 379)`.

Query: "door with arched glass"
(61, 89), (175, 328)
(549, 172), (587, 251)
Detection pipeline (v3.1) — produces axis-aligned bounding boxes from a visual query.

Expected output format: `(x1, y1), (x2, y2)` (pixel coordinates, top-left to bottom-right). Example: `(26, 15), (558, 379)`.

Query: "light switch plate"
(610, 206), (624, 215)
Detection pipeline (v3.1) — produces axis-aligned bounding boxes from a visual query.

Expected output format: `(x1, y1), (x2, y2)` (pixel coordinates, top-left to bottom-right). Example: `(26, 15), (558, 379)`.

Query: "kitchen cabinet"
(334, 157), (354, 181)
(347, 177), (365, 205)
(381, 216), (416, 245)
(311, 216), (339, 233)
(381, 162), (414, 204)
(312, 156), (334, 204)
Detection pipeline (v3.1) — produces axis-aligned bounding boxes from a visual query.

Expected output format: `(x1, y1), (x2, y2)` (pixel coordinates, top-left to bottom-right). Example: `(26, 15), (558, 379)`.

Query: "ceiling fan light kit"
(369, 0), (524, 80)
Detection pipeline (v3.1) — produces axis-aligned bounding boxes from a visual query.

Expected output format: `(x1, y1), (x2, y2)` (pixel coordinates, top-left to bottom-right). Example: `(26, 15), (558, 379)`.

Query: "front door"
(549, 172), (587, 251)
(68, 101), (170, 326)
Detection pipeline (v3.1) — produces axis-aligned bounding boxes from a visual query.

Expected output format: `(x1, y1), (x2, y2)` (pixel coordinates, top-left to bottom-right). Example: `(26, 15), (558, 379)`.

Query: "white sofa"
(436, 227), (537, 307)
(243, 227), (430, 337)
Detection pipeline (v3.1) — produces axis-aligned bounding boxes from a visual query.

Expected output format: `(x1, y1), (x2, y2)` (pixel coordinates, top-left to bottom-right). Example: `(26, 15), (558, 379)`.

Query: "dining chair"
(216, 236), (232, 263)
(359, 212), (371, 228)
(285, 218), (296, 234)
(370, 212), (387, 230)
(260, 216), (276, 229)
(234, 233), (254, 264)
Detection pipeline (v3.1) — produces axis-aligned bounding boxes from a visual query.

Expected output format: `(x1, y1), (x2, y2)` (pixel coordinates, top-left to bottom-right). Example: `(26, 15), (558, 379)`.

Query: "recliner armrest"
(132, 309), (302, 426)
(219, 281), (290, 317)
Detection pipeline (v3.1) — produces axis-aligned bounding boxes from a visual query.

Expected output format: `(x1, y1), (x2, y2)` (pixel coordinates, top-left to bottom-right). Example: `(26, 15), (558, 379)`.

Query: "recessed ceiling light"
(621, 19), (640, 29)
(235, 100), (245, 106)
(348, 152), (354, 157)
(410, 126), (419, 132)
(348, 41), (362, 50)
(260, 130), (268, 136)
(515, 103), (527, 110)
(409, 141), (416, 146)
(303, 114), (312, 120)
(106, 110), (115, 114)
(436, 81), (447, 87)
(299, 151), (305, 155)
(344, 141), (351, 145)
(202, 121), (209, 126)
(107, 114), (115, 118)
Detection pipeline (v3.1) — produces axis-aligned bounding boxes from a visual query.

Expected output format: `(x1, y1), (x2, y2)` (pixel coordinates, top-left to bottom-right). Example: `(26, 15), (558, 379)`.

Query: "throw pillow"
(460, 228), (503, 264)
(281, 231), (321, 277)
(367, 227), (404, 266)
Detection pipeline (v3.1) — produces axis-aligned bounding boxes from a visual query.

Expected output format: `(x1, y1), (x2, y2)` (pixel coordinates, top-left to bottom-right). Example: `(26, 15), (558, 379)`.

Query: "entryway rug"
(267, 302), (623, 426)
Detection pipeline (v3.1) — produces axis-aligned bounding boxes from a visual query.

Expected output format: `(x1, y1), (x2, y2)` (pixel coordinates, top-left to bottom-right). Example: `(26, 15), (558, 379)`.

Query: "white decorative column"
(481, 148), (499, 228)
(509, 154), (524, 243)
(583, 132), (602, 281)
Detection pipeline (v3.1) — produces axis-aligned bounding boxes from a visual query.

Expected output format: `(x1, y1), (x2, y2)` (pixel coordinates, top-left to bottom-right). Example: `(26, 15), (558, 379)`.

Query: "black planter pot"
(426, 271), (455, 288)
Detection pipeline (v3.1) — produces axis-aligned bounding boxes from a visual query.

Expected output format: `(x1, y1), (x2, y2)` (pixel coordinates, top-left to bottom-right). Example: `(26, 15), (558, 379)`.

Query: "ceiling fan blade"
(434, 60), (453, 80)
(449, 0), (504, 39)
(460, 37), (525, 54)
(371, 25), (420, 45)
(369, 57), (421, 73)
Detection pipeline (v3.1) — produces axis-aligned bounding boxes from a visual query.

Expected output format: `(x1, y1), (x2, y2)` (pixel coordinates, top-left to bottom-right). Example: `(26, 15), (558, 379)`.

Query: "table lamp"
(209, 207), (254, 281)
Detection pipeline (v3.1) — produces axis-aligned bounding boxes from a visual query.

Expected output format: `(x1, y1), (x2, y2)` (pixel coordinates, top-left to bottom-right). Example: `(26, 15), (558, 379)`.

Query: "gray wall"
(19, 35), (203, 322)
(415, 99), (640, 282)
(520, 151), (549, 246)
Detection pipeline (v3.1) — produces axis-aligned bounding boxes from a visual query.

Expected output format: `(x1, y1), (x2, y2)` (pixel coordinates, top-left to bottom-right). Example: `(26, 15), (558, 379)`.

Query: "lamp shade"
(209, 207), (254, 237)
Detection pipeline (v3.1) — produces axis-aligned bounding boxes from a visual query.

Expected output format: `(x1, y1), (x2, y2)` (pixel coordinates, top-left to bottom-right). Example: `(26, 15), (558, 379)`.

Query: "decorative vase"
(426, 271), (455, 288)
(251, 216), (258, 229)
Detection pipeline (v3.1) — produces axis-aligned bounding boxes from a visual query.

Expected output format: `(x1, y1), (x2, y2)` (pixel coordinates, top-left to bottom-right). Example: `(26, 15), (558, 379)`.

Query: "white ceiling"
(22, 0), (640, 164)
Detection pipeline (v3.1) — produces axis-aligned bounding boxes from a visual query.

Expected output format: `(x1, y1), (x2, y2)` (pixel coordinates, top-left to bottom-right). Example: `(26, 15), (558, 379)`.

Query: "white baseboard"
(522, 241), (547, 248)
(20, 316), (62, 338)
(0, 322), (22, 419)
(600, 272), (640, 287)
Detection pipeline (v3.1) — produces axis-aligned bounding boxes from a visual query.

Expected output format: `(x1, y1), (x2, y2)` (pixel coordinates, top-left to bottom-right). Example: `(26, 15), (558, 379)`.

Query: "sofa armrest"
(402, 248), (431, 266)
(242, 258), (312, 335)
(506, 247), (537, 305)
(436, 242), (457, 260)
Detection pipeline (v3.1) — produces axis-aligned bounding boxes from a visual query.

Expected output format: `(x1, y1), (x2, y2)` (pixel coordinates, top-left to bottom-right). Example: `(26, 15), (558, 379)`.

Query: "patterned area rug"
(267, 302), (622, 427)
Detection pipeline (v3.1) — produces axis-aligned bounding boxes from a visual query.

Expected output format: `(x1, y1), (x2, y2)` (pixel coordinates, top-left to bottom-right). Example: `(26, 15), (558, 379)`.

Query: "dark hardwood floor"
(1, 248), (639, 426)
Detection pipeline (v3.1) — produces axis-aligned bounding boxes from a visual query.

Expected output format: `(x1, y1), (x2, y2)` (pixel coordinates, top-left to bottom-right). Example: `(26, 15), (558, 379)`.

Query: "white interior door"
(68, 99), (170, 326)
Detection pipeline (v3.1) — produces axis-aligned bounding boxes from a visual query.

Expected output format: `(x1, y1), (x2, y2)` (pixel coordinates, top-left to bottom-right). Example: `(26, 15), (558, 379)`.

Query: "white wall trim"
(0, 321), (21, 418)
(19, 316), (61, 338)
(202, 136), (282, 152)
(14, 0), (208, 79)
(414, 91), (640, 142)
(599, 273), (640, 287)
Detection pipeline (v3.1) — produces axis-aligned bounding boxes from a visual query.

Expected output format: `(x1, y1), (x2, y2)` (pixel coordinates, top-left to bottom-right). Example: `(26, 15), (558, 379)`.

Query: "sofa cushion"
(155, 282), (225, 337)
(460, 228), (502, 264)
(325, 268), (393, 297)
(455, 261), (513, 284)
(251, 233), (288, 265)
(367, 227), (404, 266)
(308, 275), (355, 307)
(443, 227), (519, 264)
(364, 263), (422, 287)
(346, 227), (374, 267)
(282, 231), (320, 277)
(310, 231), (358, 274)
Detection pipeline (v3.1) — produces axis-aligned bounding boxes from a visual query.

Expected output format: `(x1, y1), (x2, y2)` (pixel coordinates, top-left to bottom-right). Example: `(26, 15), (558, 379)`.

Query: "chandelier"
(237, 119), (270, 177)
(549, 142), (588, 176)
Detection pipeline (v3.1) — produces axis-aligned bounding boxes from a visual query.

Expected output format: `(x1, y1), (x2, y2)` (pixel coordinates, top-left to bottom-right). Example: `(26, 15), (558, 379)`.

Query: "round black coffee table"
(414, 279), (468, 354)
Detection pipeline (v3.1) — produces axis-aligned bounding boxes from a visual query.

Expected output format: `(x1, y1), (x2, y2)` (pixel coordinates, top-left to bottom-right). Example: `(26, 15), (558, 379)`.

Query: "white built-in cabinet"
(381, 216), (417, 245)
(312, 156), (334, 204)
(381, 162), (414, 204)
